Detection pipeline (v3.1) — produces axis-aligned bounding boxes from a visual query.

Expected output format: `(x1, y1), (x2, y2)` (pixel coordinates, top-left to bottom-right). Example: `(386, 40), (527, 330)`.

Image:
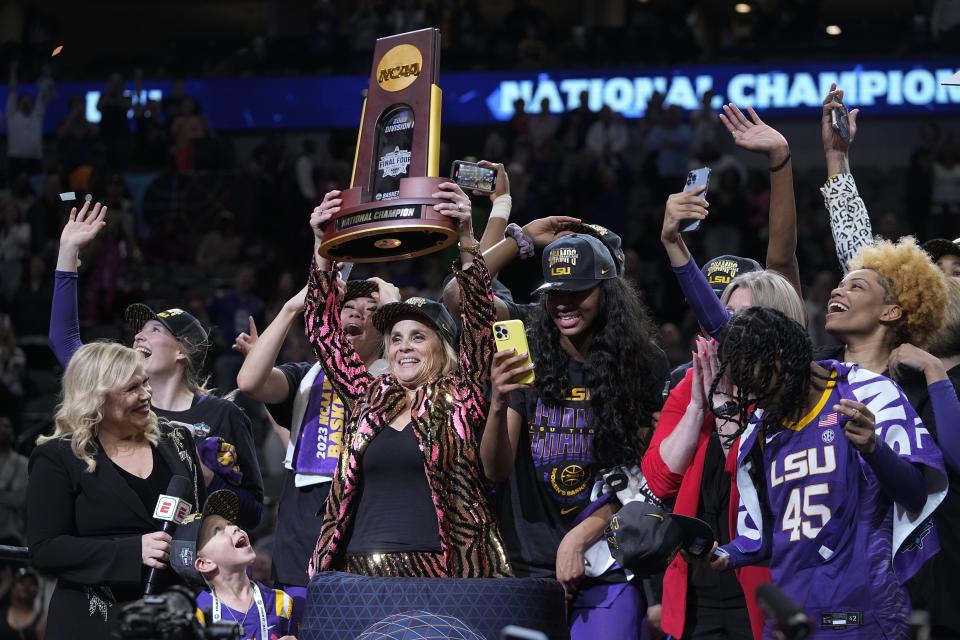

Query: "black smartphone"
(681, 167), (711, 233)
(830, 100), (850, 142)
(452, 160), (497, 193)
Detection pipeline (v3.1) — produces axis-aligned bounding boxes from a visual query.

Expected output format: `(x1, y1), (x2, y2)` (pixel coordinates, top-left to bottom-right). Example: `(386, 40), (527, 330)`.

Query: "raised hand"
(311, 190), (341, 243)
(432, 181), (474, 242)
(60, 199), (108, 250)
(367, 277), (401, 305)
(232, 316), (259, 357)
(475, 160), (509, 202)
(521, 215), (581, 248)
(821, 82), (859, 155)
(661, 187), (708, 245)
(719, 103), (789, 164)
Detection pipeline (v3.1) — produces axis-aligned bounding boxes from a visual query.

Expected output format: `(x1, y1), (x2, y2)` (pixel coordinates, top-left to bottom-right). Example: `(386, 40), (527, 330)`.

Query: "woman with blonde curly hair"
(26, 342), (206, 640)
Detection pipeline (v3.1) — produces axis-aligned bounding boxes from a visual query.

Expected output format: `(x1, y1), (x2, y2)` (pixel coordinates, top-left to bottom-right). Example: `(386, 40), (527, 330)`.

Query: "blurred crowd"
(1, 0), (959, 81)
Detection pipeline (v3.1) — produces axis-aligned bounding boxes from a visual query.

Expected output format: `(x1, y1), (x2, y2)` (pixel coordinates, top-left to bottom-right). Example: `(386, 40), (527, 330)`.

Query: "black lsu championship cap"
(922, 238), (960, 263)
(701, 255), (763, 297)
(605, 501), (715, 578)
(533, 234), (617, 294)
(125, 304), (210, 350)
(170, 490), (240, 586)
(372, 297), (458, 347)
(568, 223), (626, 276)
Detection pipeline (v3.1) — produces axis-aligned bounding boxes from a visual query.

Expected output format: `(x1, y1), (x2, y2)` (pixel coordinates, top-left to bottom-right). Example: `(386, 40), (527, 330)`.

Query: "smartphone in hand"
(681, 167), (711, 233)
(493, 320), (535, 385)
(830, 100), (850, 142)
(452, 160), (498, 193)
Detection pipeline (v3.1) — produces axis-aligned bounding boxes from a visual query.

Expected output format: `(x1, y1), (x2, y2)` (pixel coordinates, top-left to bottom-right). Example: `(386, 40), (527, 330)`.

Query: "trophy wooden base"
(318, 177), (458, 263)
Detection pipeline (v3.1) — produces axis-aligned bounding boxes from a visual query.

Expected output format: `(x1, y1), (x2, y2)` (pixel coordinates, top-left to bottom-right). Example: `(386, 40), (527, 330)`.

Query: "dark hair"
(711, 307), (824, 445)
(528, 277), (661, 468)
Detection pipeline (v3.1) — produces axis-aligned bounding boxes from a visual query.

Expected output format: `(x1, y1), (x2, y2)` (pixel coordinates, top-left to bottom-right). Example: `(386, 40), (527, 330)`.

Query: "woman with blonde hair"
(49, 199), (262, 528)
(304, 183), (511, 579)
(27, 342), (206, 640)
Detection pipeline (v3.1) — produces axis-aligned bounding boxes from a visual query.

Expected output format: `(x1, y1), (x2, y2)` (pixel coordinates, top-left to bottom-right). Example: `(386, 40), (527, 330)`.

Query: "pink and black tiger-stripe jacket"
(304, 255), (512, 578)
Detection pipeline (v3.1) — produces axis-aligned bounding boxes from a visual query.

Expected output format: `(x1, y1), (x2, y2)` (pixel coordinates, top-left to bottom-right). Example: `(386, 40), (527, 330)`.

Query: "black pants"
(683, 599), (752, 640)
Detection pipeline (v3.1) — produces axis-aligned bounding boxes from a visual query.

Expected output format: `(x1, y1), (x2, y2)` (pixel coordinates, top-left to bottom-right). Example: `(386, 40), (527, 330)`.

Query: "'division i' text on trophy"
(317, 28), (456, 262)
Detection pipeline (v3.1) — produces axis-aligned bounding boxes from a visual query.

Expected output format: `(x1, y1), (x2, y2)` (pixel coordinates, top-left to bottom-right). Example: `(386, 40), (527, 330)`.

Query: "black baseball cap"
(605, 501), (715, 578)
(568, 223), (626, 276)
(533, 234), (617, 294)
(170, 490), (240, 586)
(125, 304), (210, 352)
(344, 280), (378, 303)
(922, 238), (960, 263)
(701, 255), (763, 297)
(372, 296), (458, 347)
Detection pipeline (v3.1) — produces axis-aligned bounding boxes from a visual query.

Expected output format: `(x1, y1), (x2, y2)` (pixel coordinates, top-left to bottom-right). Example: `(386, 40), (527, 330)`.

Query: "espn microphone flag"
(144, 475), (193, 595)
(153, 494), (191, 524)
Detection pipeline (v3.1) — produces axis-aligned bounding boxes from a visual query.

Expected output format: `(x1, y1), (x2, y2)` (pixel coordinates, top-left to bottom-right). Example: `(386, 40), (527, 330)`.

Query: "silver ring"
(457, 202), (463, 212)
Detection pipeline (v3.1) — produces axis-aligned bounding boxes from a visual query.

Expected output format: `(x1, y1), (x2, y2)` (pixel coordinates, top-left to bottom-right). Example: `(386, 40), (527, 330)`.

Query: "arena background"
(1, 0), (959, 533)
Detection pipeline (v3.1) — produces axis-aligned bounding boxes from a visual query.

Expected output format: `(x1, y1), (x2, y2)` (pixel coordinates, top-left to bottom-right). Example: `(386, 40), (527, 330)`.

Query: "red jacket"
(641, 368), (768, 639)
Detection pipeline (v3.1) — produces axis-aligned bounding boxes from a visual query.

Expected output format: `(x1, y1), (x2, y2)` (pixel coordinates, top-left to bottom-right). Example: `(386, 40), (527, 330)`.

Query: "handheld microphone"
(144, 475), (193, 595)
(756, 583), (812, 640)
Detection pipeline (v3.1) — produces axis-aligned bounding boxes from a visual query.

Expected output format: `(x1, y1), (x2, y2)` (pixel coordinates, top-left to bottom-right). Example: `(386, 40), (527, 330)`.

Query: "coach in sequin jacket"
(304, 254), (512, 578)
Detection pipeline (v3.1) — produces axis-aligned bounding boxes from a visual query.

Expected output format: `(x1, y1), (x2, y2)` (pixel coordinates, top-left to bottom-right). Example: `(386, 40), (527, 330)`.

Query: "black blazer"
(26, 423), (206, 640)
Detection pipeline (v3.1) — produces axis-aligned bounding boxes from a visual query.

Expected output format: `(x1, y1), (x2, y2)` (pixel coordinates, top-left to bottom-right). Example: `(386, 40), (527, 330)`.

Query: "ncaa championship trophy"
(317, 28), (457, 262)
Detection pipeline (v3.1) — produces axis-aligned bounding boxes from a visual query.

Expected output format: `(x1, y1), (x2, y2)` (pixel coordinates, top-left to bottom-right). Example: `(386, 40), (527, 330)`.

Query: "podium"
(300, 572), (569, 640)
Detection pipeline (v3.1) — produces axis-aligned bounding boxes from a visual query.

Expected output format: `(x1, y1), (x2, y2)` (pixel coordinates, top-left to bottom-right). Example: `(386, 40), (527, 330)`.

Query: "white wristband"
(489, 194), (512, 221)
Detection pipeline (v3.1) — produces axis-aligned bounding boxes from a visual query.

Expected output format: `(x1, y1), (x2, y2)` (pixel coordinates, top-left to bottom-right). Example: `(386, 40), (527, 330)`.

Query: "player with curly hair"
(703, 307), (947, 639)
(482, 232), (669, 639)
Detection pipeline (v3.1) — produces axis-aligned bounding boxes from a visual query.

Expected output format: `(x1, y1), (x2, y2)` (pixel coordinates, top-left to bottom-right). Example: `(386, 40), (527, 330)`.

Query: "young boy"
(172, 491), (297, 640)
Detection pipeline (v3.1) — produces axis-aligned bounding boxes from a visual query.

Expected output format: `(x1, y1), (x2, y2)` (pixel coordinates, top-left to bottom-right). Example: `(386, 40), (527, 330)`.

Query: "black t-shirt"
(108, 446), (173, 516)
(154, 395), (264, 527)
(266, 362), (331, 587)
(346, 423), (442, 555)
(499, 353), (668, 577)
(500, 360), (594, 577)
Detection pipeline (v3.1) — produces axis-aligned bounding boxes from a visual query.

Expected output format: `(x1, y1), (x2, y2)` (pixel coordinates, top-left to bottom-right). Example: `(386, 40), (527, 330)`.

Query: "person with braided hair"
(703, 307), (947, 639)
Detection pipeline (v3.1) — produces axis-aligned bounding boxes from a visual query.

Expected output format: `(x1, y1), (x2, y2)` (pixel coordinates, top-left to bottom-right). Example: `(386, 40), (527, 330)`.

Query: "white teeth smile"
(135, 346), (151, 357)
(828, 302), (849, 313)
(399, 358), (419, 366)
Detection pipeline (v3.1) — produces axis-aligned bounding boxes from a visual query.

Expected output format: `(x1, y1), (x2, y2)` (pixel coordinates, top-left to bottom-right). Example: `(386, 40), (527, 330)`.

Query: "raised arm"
(660, 190), (732, 337)
(302, 194), (373, 406)
(236, 287), (307, 404)
(819, 84), (871, 273)
(431, 181), (495, 400)
(475, 160), (511, 253)
(49, 200), (107, 367)
(441, 214), (580, 320)
(719, 104), (799, 293)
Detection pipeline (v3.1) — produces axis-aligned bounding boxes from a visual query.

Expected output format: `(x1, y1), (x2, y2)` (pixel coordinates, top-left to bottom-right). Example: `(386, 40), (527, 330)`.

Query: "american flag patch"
(819, 412), (839, 427)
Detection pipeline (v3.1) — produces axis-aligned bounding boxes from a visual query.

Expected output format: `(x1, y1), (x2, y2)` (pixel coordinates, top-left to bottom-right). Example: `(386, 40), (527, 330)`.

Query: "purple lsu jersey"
(723, 362), (948, 638)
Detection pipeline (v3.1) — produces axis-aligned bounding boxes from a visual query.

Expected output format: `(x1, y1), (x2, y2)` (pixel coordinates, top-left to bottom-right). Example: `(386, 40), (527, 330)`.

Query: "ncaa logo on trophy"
(318, 28), (458, 263)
